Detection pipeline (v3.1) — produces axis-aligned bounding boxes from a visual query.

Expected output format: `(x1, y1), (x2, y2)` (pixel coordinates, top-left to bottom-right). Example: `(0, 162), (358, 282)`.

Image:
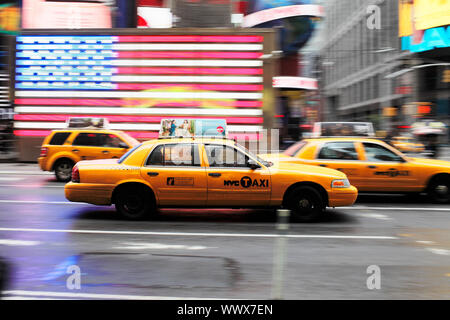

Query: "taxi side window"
(146, 144), (200, 166)
(205, 145), (248, 168)
(317, 142), (358, 160)
(363, 143), (402, 162)
(72, 133), (100, 146)
(98, 134), (126, 148)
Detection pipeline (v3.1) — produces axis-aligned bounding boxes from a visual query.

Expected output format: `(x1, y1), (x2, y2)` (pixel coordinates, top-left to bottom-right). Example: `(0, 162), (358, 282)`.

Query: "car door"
(359, 142), (418, 191)
(308, 141), (366, 188)
(140, 143), (207, 206)
(70, 132), (105, 160)
(204, 144), (271, 207)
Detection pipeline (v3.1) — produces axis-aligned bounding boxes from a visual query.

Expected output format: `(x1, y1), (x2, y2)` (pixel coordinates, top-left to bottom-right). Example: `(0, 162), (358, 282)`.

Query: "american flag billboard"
(13, 31), (272, 143)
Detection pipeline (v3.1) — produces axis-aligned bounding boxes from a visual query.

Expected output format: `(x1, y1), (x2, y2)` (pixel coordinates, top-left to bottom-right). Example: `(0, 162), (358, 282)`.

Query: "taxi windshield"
(118, 143), (142, 164)
(235, 143), (273, 167)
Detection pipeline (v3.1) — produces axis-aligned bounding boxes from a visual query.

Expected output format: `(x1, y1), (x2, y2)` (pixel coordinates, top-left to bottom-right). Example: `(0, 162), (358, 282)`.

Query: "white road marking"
(416, 240), (435, 245)
(357, 213), (392, 221)
(425, 248), (450, 256)
(0, 227), (398, 240)
(0, 239), (41, 246)
(341, 206), (450, 212)
(0, 200), (84, 205)
(114, 242), (215, 250)
(0, 171), (52, 175)
(0, 177), (25, 181)
(2, 290), (224, 300)
(0, 184), (62, 188)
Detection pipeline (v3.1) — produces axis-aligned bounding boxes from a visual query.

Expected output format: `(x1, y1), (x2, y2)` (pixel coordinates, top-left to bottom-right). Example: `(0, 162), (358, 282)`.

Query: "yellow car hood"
(408, 157), (450, 168)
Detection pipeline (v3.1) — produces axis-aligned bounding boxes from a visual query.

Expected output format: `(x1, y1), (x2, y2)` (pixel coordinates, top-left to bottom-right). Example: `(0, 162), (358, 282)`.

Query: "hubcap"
(435, 185), (449, 195)
(299, 199), (311, 208)
(57, 163), (71, 179)
(124, 195), (142, 214)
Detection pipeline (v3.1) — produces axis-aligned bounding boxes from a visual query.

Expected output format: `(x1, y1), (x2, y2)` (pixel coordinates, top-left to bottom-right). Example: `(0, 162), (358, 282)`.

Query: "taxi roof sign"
(159, 119), (227, 138)
(312, 122), (375, 138)
(66, 117), (109, 129)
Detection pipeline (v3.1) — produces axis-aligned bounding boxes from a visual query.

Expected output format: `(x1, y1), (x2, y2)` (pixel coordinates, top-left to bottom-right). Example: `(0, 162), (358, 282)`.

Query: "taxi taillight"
(40, 147), (48, 157)
(71, 166), (80, 183)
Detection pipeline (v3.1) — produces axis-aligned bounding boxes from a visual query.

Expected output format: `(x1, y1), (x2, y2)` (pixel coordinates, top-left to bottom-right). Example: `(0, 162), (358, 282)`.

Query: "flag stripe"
(14, 114), (264, 124)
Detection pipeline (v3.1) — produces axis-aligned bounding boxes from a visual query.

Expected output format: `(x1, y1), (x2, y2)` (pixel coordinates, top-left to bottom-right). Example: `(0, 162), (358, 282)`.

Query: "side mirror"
(119, 142), (129, 149)
(247, 159), (261, 170)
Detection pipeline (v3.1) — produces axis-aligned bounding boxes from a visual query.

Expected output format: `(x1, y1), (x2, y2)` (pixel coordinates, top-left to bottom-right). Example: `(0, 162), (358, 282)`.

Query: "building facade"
(320, 0), (410, 131)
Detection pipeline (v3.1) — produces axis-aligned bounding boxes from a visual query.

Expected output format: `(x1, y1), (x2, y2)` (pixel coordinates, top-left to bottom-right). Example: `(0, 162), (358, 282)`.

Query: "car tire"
(54, 159), (74, 182)
(285, 186), (325, 222)
(115, 186), (155, 220)
(428, 177), (450, 203)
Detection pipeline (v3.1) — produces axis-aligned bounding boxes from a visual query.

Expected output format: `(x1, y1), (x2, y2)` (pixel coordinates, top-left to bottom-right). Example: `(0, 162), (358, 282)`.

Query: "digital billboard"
(13, 33), (266, 141)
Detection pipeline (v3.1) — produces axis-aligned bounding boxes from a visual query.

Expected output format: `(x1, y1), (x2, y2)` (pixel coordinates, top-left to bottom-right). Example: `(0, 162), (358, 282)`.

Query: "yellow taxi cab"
(65, 136), (358, 222)
(262, 137), (450, 203)
(39, 118), (140, 182)
(390, 136), (425, 153)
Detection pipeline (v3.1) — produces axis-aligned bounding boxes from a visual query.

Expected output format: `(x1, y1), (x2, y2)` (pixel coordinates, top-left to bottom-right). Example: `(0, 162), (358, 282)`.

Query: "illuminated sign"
(401, 25), (450, 53)
(14, 34), (265, 140)
(242, 4), (324, 28)
(159, 119), (227, 137)
(22, 0), (111, 28)
(272, 76), (318, 90)
(0, 4), (19, 34)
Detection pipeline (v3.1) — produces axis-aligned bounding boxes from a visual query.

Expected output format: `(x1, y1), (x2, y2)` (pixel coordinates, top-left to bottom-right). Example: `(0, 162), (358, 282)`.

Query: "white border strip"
(15, 107), (264, 116)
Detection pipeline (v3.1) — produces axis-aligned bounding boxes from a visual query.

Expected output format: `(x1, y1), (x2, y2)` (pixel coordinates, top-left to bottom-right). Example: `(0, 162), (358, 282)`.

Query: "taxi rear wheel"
(286, 186), (324, 222)
(54, 159), (74, 182)
(115, 186), (155, 220)
(428, 177), (450, 203)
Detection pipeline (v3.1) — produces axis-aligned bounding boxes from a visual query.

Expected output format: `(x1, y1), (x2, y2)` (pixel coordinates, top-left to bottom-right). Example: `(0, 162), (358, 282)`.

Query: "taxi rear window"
(49, 132), (71, 145)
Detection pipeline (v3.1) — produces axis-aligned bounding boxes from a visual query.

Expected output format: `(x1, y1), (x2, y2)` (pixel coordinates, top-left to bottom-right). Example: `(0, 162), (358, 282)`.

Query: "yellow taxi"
(390, 136), (425, 153)
(65, 137), (358, 222)
(261, 137), (450, 203)
(39, 128), (139, 182)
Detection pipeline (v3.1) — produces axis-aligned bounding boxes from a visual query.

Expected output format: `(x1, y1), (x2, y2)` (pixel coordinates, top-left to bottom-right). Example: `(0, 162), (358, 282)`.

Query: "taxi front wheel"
(115, 187), (155, 220)
(285, 186), (325, 222)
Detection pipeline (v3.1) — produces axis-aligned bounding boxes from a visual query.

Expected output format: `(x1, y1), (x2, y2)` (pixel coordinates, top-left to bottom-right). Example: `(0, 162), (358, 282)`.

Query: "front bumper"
(65, 182), (113, 205)
(328, 186), (358, 207)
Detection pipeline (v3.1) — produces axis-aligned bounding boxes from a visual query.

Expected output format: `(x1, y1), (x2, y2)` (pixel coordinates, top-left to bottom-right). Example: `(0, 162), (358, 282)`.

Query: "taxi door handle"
(72, 149), (79, 152)
(319, 164), (327, 167)
(368, 165), (377, 169)
(102, 150), (110, 154)
(147, 172), (159, 177)
(208, 173), (221, 177)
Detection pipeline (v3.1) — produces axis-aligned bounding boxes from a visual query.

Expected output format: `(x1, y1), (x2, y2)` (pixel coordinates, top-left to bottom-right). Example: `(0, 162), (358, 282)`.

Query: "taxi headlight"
(331, 179), (350, 188)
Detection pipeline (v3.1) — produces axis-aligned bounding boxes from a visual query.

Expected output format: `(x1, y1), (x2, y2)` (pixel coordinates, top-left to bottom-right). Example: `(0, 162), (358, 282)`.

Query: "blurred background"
(0, 0), (448, 159)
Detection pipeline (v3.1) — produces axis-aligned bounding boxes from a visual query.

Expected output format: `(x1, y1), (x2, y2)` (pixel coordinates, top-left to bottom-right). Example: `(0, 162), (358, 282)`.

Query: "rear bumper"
(65, 182), (113, 205)
(38, 157), (49, 171)
(328, 186), (358, 207)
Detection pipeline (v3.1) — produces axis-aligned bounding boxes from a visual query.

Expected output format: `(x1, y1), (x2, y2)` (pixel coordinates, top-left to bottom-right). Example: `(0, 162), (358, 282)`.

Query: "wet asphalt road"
(0, 162), (449, 300)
